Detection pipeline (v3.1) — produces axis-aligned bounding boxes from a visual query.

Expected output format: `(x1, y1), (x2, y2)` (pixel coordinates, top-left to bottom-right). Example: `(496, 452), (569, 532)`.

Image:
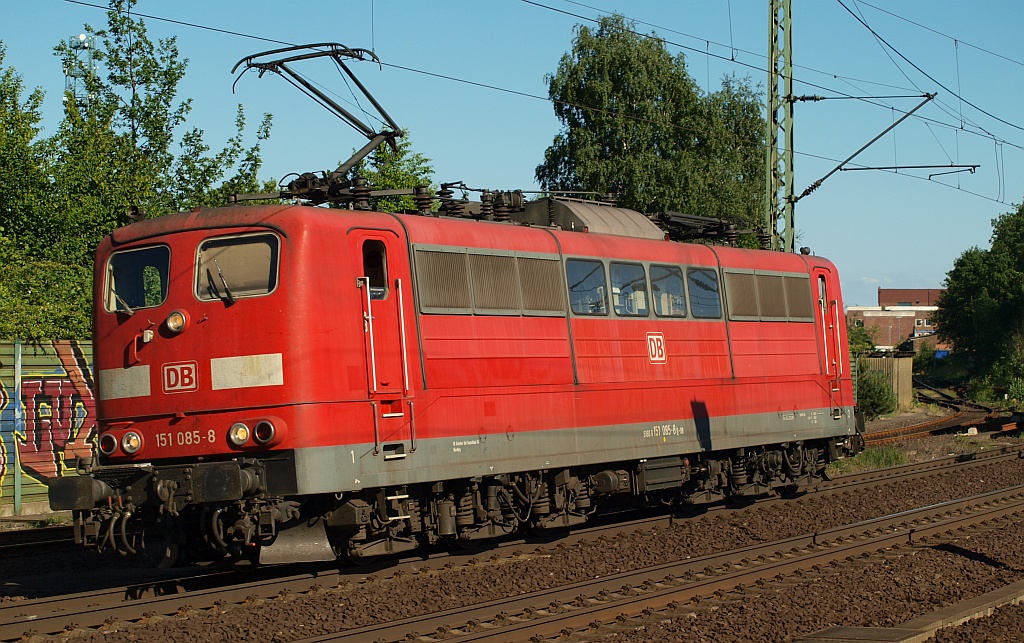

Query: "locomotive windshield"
(195, 233), (280, 302)
(104, 245), (170, 314)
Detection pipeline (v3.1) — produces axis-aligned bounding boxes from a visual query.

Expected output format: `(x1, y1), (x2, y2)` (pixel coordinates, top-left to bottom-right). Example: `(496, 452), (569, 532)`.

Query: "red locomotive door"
(813, 268), (845, 410)
(354, 233), (410, 399)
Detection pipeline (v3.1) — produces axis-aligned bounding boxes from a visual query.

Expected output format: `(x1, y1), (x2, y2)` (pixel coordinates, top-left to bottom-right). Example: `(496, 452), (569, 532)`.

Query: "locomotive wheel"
(451, 535), (489, 552)
(150, 539), (182, 569)
(724, 494), (757, 508)
(776, 484), (803, 499)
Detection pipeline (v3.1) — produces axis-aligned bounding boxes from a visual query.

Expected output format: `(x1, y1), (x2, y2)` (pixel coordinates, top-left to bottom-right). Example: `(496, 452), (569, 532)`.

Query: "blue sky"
(3, 0), (1022, 307)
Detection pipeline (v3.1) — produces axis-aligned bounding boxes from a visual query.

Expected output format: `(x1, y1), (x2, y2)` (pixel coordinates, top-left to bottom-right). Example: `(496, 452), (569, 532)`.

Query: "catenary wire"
(856, 0), (1024, 69)
(838, 0), (1024, 134)
(554, 0), (920, 94)
(64, 0), (1023, 156)
(523, 0), (1024, 154)
(59, 0), (1019, 206)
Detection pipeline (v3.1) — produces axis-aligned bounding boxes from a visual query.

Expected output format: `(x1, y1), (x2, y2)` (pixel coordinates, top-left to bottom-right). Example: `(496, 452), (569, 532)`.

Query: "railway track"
(315, 484), (1024, 642)
(3, 446), (1022, 641)
(0, 525), (75, 556)
(863, 380), (997, 445)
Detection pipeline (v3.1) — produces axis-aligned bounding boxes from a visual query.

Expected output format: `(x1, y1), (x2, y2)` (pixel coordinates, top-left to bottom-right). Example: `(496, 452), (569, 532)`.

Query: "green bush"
(913, 344), (936, 374)
(858, 368), (897, 420)
(0, 241), (92, 340)
(968, 374), (997, 404)
(1007, 377), (1024, 413)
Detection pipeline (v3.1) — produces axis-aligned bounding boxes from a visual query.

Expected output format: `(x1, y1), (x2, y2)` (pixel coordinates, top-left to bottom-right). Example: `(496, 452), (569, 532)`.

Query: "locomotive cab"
(50, 205), (422, 564)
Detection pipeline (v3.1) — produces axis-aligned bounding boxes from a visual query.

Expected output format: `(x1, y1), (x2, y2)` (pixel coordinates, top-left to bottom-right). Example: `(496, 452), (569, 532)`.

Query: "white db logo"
(647, 332), (667, 364)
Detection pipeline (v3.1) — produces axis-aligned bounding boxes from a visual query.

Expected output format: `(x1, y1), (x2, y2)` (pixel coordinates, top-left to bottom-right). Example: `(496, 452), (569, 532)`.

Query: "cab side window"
(363, 240), (388, 300)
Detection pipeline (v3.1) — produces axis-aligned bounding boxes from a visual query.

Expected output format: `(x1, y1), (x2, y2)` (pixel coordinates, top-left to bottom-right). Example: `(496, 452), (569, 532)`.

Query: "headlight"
(99, 433), (118, 455)
(166, 309), (189, 333)
(253, 420), (276, 444)
(229, 422), (250, 446)
(121, 431), (143, 454)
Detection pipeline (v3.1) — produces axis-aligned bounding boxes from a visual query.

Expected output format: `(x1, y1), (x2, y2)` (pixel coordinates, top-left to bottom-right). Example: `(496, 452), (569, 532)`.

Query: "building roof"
(877, 288), (944, 306)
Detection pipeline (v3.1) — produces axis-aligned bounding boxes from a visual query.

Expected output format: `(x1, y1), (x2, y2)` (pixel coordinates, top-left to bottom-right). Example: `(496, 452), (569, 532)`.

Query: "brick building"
(846, 288), (947, 352)
(877, 288), (944, 307)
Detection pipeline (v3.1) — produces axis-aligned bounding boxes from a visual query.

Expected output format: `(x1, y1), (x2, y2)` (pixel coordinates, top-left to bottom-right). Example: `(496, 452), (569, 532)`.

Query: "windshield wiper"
(111, 289), (135, 316)
(214, 260), (236, 304)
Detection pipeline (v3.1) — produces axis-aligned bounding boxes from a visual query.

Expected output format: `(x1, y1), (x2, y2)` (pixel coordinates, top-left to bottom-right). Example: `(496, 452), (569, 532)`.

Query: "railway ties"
(304, 485), (1024, 642)
(4, 447), (1024, 642)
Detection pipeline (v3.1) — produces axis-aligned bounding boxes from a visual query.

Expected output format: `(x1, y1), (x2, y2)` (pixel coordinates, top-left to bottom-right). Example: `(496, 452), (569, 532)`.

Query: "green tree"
(536, 14), (765, 238)
(0, 44), (93, 340)
(347, 133), (434, 213)
(935, 202), (1024, 383)
(0, 240), (92, 340)
(50, 1), (275, 224)
(171, 106), (276, 211)
(0, 43), (48, 251)
(0, 0), (275, 340)
(847, 323), (876, 356)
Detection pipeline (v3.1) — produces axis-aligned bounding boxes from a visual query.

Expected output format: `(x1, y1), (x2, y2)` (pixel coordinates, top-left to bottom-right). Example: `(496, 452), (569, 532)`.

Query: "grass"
(952, 434), (986, 452)
(36, 513), (71, 527)
(827, 446), (909, 476)
(917, 402), (947, 416)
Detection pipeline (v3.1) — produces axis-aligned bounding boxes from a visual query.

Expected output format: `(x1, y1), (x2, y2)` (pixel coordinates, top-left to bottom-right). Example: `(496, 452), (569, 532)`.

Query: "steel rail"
(864, 409), (992, 445)
(301, 485), (1024, 642)
(0, 525), (74, 554)
(2, 448), (1021, 641)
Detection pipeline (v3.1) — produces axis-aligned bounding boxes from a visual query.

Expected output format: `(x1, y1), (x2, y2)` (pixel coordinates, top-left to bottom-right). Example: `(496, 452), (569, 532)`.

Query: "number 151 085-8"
(155, 430), (217, 448)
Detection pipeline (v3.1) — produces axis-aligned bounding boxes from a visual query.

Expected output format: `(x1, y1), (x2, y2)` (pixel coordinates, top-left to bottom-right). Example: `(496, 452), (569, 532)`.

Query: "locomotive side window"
(566, 259), (608, 315)
(415, 247), (567, 316)
(195, 233), (279, 302)
(650, 265), (686, 318)
(687, 267), (722, 319)
(610, 262), (649, 317)
(362, 240), (388, 300)
(104, 245), (170, 313)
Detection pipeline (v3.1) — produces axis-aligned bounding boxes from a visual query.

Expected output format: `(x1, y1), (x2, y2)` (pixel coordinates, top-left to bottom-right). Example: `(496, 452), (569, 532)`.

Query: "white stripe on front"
(210, 353), (284, 390)
(98, 366), (151, 400)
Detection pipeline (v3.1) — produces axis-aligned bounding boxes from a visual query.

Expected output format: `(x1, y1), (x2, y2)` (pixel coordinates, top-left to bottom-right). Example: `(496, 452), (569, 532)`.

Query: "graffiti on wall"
(0, 383), (7, 484)
(0, 341), (97, 495)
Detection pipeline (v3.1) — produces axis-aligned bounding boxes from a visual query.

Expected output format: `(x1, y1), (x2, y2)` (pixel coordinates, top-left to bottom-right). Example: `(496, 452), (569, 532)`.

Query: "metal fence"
(0, 340), (95, 517)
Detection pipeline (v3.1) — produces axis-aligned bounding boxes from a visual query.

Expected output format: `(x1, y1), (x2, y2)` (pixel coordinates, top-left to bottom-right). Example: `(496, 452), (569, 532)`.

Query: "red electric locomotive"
(48, 44), (863, 565)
